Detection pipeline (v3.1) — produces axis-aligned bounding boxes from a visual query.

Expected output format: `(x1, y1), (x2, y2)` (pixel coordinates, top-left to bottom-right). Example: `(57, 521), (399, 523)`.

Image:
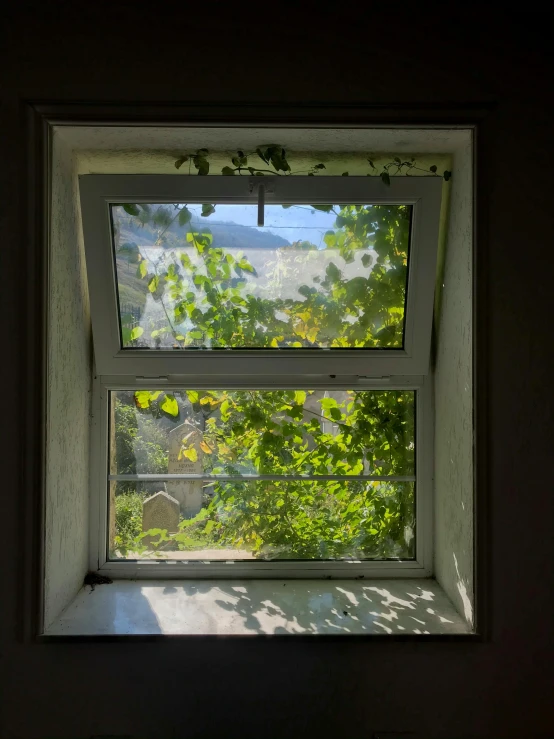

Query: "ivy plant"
(111, 145), (447, 560)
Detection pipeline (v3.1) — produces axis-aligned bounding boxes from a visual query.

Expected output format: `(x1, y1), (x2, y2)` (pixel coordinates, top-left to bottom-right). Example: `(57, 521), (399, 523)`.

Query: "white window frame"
(81, 174), (440, 579)
(79, 175), (442, 377)
(90, 374), (433, 579)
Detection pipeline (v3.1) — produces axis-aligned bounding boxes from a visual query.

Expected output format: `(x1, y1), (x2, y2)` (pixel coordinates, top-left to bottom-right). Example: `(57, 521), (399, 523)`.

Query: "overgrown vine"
(112, 144), (449, 560)
(172, 144), (451, 183)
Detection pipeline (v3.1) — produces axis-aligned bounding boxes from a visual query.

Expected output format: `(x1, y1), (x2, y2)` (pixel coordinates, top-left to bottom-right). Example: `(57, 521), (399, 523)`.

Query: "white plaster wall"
(58, 125), (468, 156)
(433, 137), (474, 625)
(56, 124), (457, 176)
(75, 148), (450, 177)
(44, 133), (92, 627)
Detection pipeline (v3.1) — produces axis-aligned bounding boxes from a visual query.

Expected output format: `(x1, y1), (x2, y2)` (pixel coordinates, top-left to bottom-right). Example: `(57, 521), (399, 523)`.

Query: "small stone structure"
(167, 421), (204, 518)
(141, 490), (179, 548)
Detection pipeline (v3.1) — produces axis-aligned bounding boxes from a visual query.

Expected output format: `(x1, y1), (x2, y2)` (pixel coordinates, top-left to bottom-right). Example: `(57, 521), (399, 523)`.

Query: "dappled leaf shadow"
(178, 579), (466, 636)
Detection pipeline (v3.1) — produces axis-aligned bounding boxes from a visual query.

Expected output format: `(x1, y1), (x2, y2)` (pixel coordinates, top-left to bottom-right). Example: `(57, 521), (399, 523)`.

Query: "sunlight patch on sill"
(43, 578), (472, 637)
(454, 553), (474, 625)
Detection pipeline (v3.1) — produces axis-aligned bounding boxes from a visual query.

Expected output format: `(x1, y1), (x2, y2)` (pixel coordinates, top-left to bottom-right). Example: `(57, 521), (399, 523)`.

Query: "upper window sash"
(79, 175), (442, 377)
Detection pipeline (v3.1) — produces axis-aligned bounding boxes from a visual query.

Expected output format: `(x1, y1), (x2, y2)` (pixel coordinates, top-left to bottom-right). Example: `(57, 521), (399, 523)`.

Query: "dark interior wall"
(1, 5), (552, 738)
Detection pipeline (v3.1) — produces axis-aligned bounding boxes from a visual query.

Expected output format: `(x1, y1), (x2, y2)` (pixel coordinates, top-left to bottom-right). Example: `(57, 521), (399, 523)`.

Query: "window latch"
(257, 183), (265, 226)
(248, 178), (276, 227)
(356, 376), (391, 384)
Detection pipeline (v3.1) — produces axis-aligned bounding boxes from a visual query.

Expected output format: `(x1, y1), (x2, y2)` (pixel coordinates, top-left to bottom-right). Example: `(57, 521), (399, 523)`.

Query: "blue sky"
(186, 203), (338, 248)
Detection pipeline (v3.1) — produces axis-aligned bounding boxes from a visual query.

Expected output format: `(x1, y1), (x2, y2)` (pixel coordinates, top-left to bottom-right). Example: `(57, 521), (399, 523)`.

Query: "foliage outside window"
(79, 146), (443, 574)
(112, 388), (416, 561)
(113, 202), (412, 352)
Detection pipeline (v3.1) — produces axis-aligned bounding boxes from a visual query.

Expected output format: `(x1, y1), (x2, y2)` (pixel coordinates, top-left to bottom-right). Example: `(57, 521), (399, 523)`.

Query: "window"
(81, 174), (440, 577)
(111, 202), (412, 351)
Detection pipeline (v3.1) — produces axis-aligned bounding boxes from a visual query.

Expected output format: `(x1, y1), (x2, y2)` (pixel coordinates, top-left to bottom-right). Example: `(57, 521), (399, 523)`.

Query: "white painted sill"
(43, 578), (471, 636)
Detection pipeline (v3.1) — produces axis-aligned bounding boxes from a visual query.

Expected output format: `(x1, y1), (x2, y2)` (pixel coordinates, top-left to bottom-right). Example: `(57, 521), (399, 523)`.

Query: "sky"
(186, 203), (338, 248)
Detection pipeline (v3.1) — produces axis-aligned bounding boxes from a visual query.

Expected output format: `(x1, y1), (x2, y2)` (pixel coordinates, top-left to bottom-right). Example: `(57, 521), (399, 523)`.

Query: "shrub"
(114, 492), (143, 552)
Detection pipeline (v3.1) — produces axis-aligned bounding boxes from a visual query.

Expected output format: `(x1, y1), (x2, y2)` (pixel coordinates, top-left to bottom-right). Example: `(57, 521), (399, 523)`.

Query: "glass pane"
(111, 202), (411, 350)
(112, 480), (414, 561)
(109, 389), (415, 560)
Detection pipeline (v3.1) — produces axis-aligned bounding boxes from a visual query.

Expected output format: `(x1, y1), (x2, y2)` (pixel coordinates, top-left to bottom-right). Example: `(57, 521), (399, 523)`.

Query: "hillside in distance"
(115, 214), (292, 312)
(119, 215), (291, 251)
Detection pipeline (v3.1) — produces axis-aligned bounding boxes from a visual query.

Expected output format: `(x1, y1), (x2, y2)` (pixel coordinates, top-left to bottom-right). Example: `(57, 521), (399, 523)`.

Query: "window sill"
(43, 578), (471, 637)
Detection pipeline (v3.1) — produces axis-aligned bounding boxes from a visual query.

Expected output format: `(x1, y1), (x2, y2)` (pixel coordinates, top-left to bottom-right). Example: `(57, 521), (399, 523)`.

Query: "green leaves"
(294, 390), (307, 406)
(178, 207), (192, 226)
(320, 397), (338, 411)
(231, 150), (248, 168)
(286, 404), (304, 420)
(152, 206), (173, 228)
(329, 407), (342, 422)
(195, 161), (210, 175)
(114, 159), (421, 353)
(220, 399), (231, 421)
(133, 390), (161, 409)
(192, 149), (209, 176)
(362, 156), (450, 184)
(180, 253), (192, 269)
(113, 387), (415, 560)
(374, 324), (397, 345)
(183, 447), (198, 462)
(345, 276), (367, 303)
(122, 204), (140, 216)
(298, 285), (315, 298)
(325, 262), (341, 284)
(201, 203), (216, 217)
(117, 242), (140, 262)
(122, 325), (144, 345)
(187, 229), (213, 249)
(175, 155), (189, 169)
(237, 257), (254, 273)
(160, 394), (179, 417)
(111, 150), (433, 558)
(258, 144), (291, 172)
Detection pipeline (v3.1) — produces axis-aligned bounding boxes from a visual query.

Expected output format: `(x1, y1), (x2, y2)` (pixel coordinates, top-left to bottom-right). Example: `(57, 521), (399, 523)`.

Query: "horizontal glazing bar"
(108, 474), (416, 482)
